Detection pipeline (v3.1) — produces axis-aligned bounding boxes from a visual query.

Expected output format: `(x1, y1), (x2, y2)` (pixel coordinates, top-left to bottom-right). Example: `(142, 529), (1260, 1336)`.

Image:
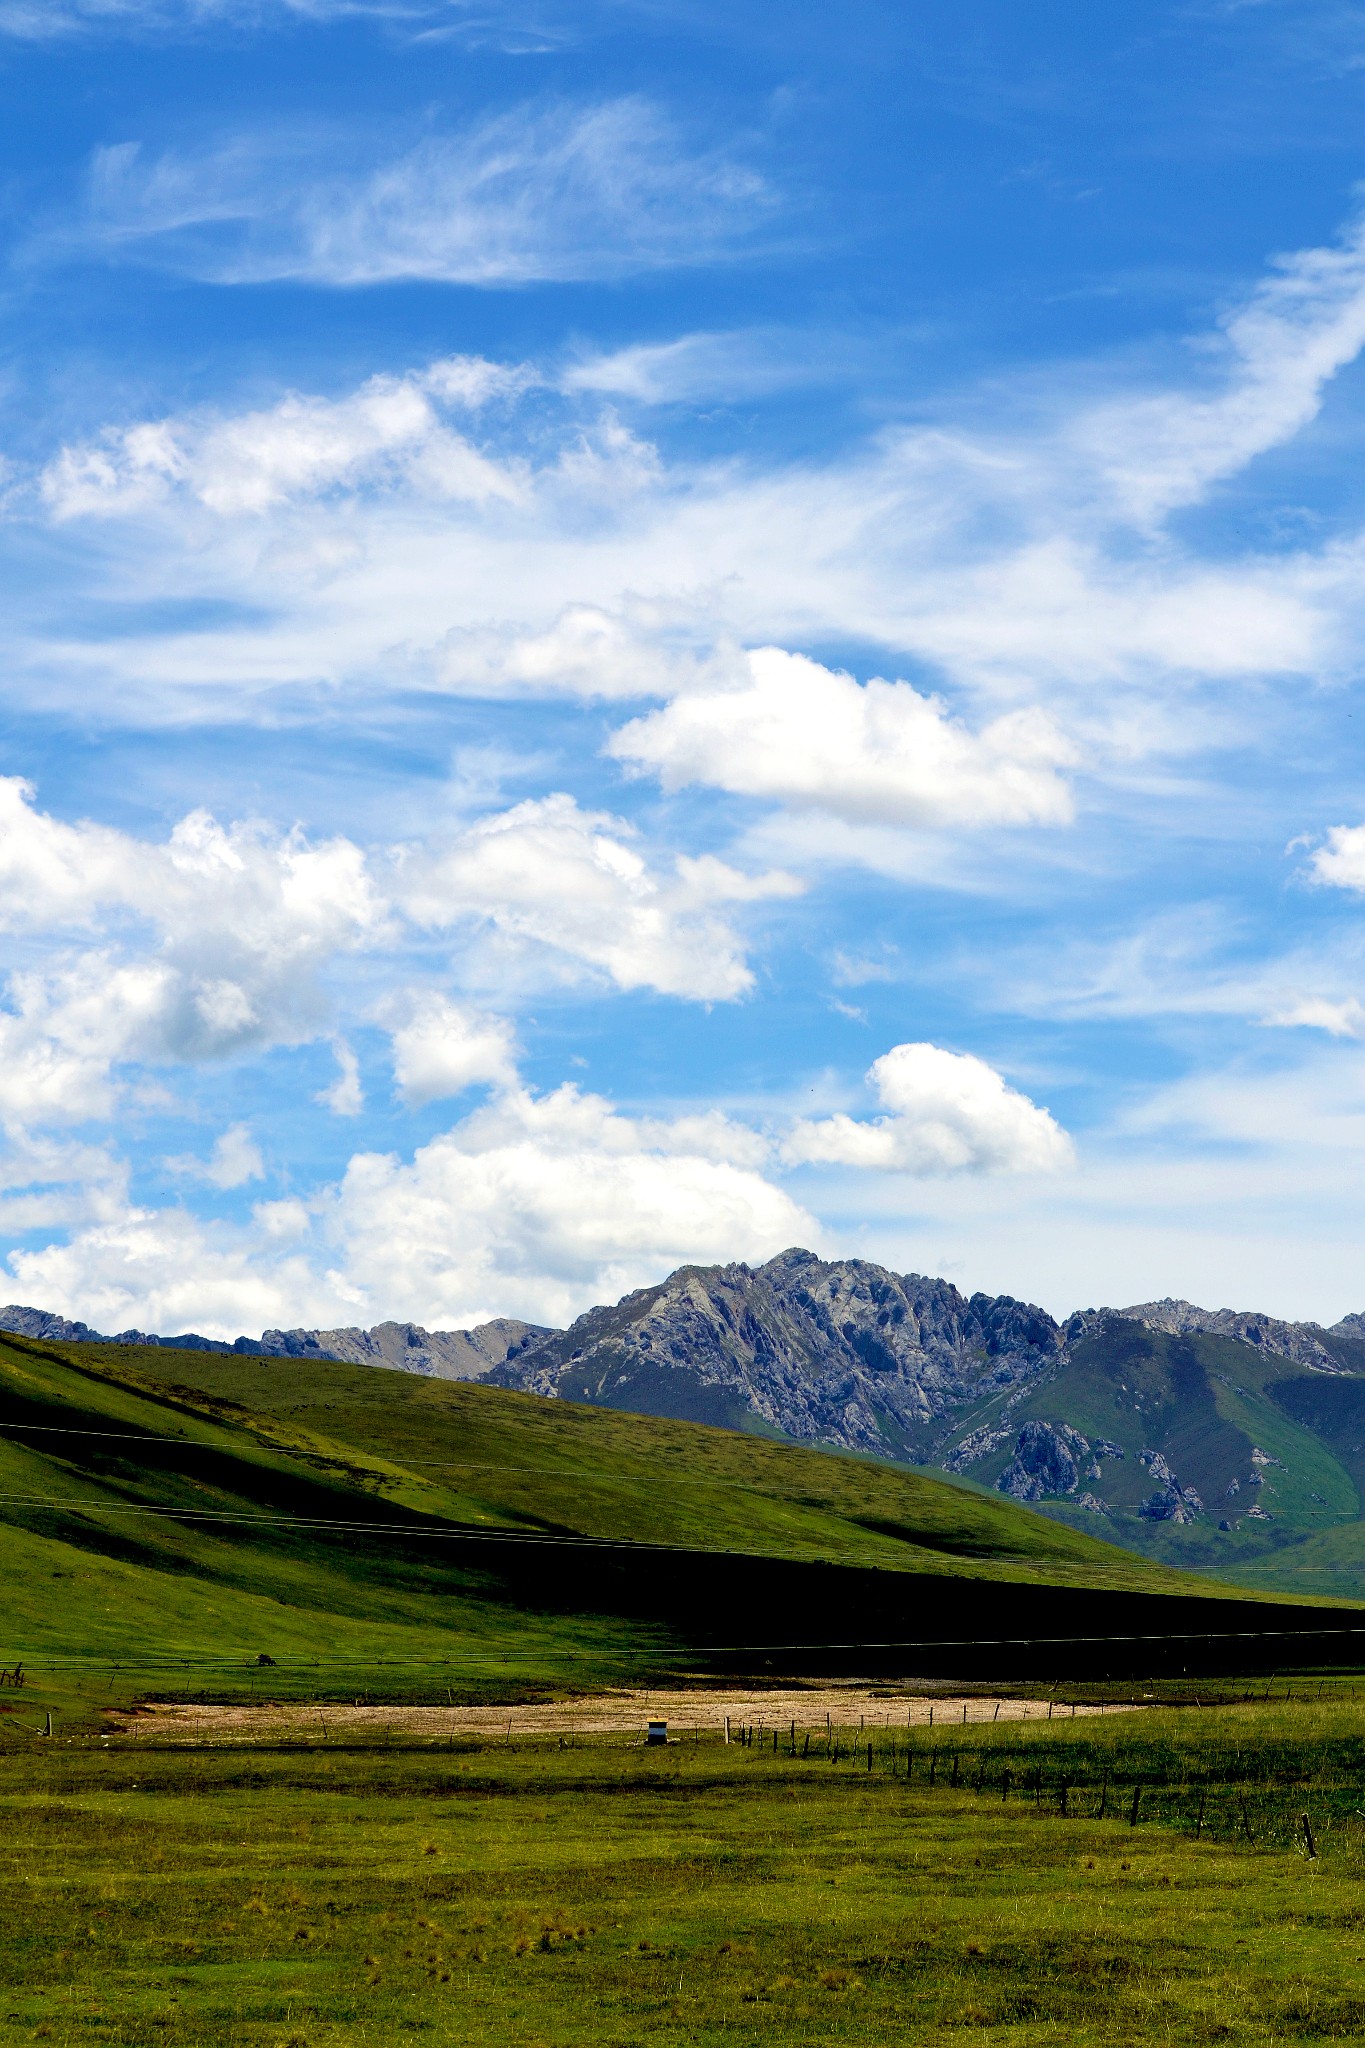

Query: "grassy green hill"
(937, 1318), (1365, 1600)
(0, 1332), (1354, 1727)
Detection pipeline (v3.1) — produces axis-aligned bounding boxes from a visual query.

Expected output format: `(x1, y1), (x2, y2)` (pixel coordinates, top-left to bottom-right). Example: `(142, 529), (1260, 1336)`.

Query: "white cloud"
(0, 781), (388, 1091)
(25, 226), (1361, 756)
(1, 0), (556, 37)
(386, 994), (517, 1104)
(167, 1123), (265, 1189)
(6, 1204), (344, 1339)
(75, 99), (772, 286)
(0, 1132), (129, 1238)
(437, 603), (742, 700)
(783, 1042), (1074, 1177)
(42, 360), (520, 519)
(35, 212), (1365, 757)
(1262, 995), (1365, 1038)
(562, 329), (819, 406)
(323, 1081), (816, 1328)
(6, 1078), (816, 1335)
(0, 957), (175, 1127)
(0, 780), (387, 1129)
(0, 1033), (1067, 1333)
(396, 793), (801, 1000)
(1309, 822), (1365, 893)
(317, 1040), (363, 1116)
(610, 647), (1078, 827)
(1072, 211), (1365, 524)
(0, 776), (795, 1137)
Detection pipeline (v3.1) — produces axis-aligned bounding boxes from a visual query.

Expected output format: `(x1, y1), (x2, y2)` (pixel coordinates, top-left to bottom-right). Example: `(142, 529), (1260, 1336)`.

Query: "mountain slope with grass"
(934, 1315), (1365, 1601)
(18, 1254), (1365, 1599)
(0, 1330), (1351, 1728)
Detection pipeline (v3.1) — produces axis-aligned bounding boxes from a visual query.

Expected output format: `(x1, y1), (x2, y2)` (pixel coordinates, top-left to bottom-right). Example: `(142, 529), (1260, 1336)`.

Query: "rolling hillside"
(935, 1316), (1365, 1601)
(0, 1330), (1354, 1725)
(16, 1255), (1365, 1601)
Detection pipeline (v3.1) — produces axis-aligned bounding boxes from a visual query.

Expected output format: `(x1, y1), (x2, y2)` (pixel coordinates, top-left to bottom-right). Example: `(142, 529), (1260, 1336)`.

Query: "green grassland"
(9, 1695), (1365, 2045)
(6, 1330), (1328, 1731)
(17, 1334), (1202, 1580)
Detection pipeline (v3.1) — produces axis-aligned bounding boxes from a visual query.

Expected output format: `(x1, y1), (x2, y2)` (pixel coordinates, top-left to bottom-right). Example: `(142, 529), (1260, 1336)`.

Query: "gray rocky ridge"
(489, 1248), (1062, 1456)
(5, 1254), (1365, 1490)
(0, 1303), (548, 1379)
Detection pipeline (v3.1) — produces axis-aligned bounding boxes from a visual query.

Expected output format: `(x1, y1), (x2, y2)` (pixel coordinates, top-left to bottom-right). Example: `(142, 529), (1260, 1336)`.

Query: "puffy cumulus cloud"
(1308, 823), (1365, 894)
(5, 1080), (814, 1335)
(0, 777), (797, 1137)
(386, 994), (517, 1105)
(166, 1123), (265, 1189)
(783, 1042), (1073, 1177)
(397, 793), (802, 1000)
(0, 957), (174, 1127)
(6, 1204), (346, 1340)
(324, 1082), (815, 1328)
(0, 779), (387, 1129)
(75, 99), (773, 287)
(0, 776), (147, 922)
(0, 777), (386, 963)
(42, 360), (521, 520)
(0, 1038), (1068, 1333)
(610, 647), (1078, 828)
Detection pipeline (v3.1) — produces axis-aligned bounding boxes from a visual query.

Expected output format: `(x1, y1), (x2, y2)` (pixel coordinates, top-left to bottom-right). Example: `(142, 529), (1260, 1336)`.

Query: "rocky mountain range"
(0, 1302), (549, 1378)
(11, 1254), (1365, 1594)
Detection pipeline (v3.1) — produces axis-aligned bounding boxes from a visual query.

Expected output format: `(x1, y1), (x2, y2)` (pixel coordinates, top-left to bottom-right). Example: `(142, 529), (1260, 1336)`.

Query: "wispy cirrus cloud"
(25, 208), (1365, 759)
(0, 0), (535, 37)
(68, 98), (776, 285)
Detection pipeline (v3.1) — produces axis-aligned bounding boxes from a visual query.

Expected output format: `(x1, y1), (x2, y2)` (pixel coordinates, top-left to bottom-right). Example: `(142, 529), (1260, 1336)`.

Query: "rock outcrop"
(996, 1420), (1091, 1502)
(493, 1248), (1062, 1455)
(1118, 1297), (1349, 1372)
(254, 1317), (549, 1380)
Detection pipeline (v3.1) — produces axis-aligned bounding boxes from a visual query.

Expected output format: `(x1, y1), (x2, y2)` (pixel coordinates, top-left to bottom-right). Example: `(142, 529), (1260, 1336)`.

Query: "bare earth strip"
(107, 1690), (1135, 1742)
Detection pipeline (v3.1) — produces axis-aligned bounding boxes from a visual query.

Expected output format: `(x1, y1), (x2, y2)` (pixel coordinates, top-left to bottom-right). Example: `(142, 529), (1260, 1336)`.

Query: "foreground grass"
(7, 1698), (1365, 2045)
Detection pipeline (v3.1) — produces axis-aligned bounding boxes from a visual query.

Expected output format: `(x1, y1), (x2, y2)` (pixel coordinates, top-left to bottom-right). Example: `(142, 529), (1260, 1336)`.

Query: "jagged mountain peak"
(495, 1249), (1061, 1456)
(1115, 1297), (1348, 1371)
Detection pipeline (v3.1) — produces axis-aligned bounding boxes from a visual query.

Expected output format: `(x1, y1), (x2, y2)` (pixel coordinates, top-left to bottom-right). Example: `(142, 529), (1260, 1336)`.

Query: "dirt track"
(107, 1689), (1134, 1742)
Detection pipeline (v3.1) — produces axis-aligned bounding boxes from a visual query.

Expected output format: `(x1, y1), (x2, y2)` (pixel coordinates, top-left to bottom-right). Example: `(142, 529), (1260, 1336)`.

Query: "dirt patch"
(105, 1688), (1134, 1743)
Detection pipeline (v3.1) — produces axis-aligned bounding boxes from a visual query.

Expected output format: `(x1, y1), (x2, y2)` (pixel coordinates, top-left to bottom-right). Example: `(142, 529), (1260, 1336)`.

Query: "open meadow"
(11, 1334), (1365, 2041)
(7, 1686), (1365, 2046)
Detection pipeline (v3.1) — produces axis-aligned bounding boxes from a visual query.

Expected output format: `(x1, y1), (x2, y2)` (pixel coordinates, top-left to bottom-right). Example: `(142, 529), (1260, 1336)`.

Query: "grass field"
(9, 1330), (1349, 1734)
(7, 1691), (1365, 2046)
(11, 1333), (1365, 2041)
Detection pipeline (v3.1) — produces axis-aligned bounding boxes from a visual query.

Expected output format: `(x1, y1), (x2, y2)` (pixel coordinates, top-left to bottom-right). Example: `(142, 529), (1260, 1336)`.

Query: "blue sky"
(6, 0), (1365, 1335)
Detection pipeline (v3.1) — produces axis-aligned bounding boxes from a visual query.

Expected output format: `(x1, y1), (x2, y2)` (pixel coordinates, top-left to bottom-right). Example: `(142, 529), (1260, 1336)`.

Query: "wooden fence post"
(1129, 1786), (1142, 1828)
(1301, 1812), (1317, 1860)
